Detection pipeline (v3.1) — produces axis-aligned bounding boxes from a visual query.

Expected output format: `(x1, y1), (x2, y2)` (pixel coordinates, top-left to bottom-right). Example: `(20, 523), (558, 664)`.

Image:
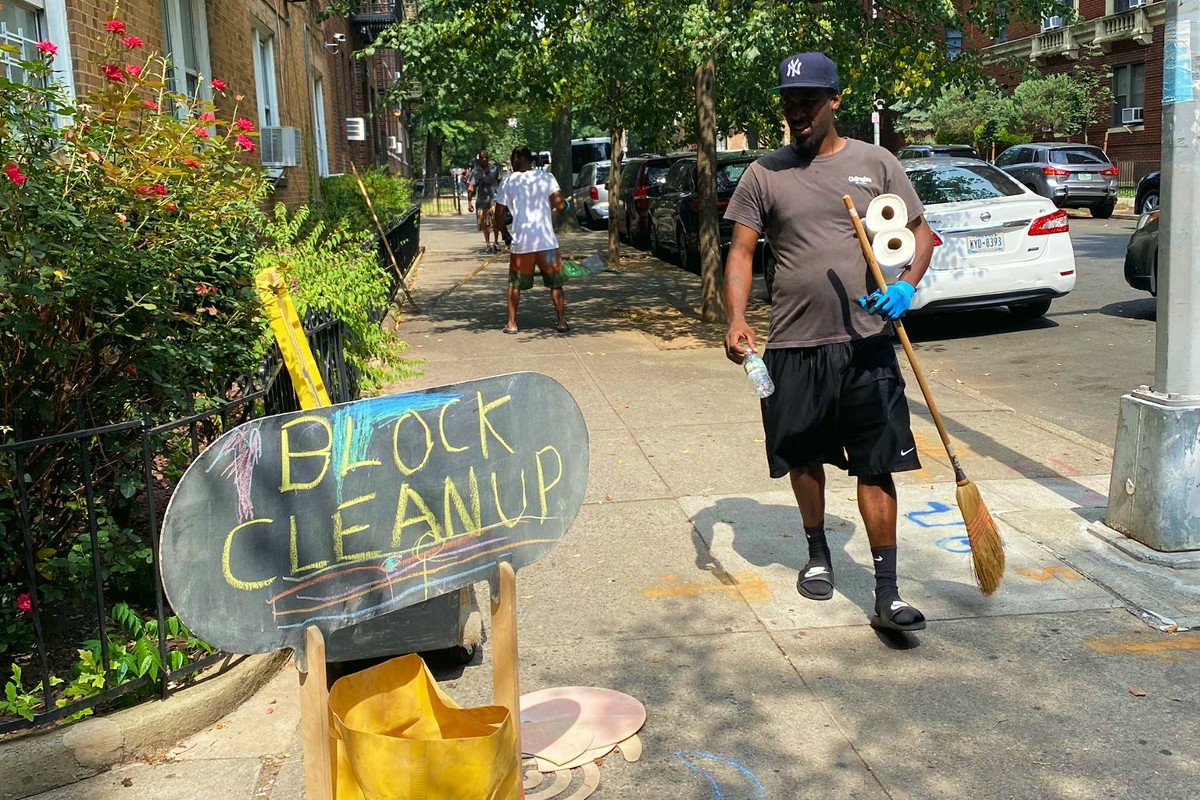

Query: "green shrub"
(316, 169), (414, 235)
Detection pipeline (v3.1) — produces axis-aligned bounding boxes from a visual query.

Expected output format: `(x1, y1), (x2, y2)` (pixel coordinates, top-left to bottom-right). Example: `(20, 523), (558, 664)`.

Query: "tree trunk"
(695, 55), (725, 323)
(551, 106), (579, 232)
(746, 124), (759, 150)
(608, 127), (623, 267)
(423, 131), (441, 199)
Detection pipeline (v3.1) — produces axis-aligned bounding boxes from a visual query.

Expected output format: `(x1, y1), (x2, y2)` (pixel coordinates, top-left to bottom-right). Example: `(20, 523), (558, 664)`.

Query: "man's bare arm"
(723, 222), (760, 363)
(900, 216), (934, 289)
(549, 190), (567, 213)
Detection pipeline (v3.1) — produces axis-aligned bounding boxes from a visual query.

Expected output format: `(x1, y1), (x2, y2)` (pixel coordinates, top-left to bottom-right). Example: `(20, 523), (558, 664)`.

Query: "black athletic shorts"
(761, 335), (921, 478)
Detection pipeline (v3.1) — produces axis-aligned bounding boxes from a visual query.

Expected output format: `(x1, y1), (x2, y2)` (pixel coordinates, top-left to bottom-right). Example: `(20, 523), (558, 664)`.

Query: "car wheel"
(649, 223), (663, 259)
(1091, 201), (1116, 219)
(676, 224), (695, 272)
(1009, 299), (1052, 319)
(1140, 191), (1160, 214)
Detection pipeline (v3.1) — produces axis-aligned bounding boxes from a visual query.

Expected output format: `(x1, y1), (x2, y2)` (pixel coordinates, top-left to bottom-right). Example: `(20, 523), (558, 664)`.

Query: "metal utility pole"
(872, 98), (884, 147)
(1107, 0), (1200, 551)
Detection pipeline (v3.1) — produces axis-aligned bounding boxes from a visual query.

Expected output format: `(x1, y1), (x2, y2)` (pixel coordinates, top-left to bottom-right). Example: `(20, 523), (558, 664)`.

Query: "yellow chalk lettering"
(476, 392), (515, 459)
(535, 445), (563, 517)
(222, 519), (276, 591)
(392, 411), (433, 476)
(443, 467), (481, 538)
(333, 493), (380, 563)
(289, 516), (329, 575)
(340, 415), (381, 477)
(438, 399), (469, 453)
(491, 469), (528, 528)
(392, 483), (442, 546)
(280, 416), (332, 491)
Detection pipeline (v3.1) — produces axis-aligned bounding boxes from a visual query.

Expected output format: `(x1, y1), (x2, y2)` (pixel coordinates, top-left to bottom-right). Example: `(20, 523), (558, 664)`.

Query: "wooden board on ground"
(159, 372), (589, 658)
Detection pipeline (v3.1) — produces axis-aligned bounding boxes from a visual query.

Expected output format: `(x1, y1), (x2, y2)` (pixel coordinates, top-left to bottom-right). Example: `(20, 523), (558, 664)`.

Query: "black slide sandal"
(796, 562), (834, 601)
(870, 596), (926, 632)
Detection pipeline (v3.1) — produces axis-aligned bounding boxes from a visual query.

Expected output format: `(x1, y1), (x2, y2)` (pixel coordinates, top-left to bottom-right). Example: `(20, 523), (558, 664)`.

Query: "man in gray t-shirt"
(468, 150), (503, 252)
(723, 52), (935, 634)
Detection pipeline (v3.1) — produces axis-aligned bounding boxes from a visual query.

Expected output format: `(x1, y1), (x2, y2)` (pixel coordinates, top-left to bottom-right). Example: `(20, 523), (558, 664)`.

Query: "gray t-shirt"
(469, 163), (501, 208)
(724, 139), (924, 348)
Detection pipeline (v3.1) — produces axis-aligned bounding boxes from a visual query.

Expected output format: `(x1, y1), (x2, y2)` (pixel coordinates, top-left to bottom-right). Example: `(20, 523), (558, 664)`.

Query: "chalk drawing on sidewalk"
(906, 501), (964, 529)
(675, 750), (766, 800)
(935, 535), (973, 554)
(642, 573), (772, 603)
(1018, 566), (1079, 582)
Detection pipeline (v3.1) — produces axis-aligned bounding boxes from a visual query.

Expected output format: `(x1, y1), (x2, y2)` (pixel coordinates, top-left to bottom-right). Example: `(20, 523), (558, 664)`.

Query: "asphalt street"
(904, 215), (1155, 448)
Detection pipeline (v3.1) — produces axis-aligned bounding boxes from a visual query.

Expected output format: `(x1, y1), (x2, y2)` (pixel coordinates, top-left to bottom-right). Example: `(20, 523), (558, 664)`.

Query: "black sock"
(804, 524), (830, 567)
(872, 545), (898, 600)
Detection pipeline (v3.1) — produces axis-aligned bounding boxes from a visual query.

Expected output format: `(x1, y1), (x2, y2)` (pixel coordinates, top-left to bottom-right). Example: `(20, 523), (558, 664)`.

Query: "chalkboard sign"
(159, 373), (589, 655)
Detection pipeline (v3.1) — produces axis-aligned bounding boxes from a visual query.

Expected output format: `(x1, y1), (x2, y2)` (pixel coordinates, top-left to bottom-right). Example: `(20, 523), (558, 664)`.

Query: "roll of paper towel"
(872, 226), (916, 274)
(864, 194), (909, 240)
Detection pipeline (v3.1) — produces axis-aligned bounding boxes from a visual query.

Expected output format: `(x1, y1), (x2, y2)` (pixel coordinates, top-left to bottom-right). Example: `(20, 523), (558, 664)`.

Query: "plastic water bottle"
(742, 348), (775, 398)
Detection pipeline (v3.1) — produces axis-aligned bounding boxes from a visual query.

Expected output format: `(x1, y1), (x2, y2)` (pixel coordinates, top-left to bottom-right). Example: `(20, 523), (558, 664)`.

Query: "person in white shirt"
(495, 146), (570, 334)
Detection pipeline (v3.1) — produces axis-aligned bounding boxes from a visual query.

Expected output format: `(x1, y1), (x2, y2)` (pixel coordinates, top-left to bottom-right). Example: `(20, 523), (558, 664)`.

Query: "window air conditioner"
(1042, 15), (1063, 30)
(1122, 106), (1145, 125)
(388, 135), (398, 151)
(346, 117), (366, 141)
(259, 126), (301, 168)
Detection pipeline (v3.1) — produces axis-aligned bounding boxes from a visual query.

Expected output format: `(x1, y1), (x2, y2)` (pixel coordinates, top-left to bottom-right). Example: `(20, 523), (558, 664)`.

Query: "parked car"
(571, 160), (610, 228)
(896, 144), (979, 159)
(993, 142), (1118, 218)
(899, 157), (1076, 317)
(616, 154), (688, 246)
(1124, 209), (1159, 295)
(645, 150), (767, 273)
(1135, 170), (1160, 214)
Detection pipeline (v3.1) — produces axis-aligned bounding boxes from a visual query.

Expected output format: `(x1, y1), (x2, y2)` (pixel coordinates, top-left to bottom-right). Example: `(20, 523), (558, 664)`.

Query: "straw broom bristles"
(842, 195), (1005, 596)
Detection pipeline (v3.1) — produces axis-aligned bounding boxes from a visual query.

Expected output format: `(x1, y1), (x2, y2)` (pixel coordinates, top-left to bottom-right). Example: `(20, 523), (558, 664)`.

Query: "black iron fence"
(0, 210), (421, 733)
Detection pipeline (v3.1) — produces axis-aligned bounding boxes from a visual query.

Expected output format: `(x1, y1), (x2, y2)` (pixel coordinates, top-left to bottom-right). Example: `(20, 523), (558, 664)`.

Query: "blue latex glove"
(858, 281), (915, 321)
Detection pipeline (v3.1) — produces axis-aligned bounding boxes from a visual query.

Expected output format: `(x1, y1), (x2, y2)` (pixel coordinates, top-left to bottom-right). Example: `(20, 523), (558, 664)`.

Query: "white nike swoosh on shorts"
(901, 447), (915, 456)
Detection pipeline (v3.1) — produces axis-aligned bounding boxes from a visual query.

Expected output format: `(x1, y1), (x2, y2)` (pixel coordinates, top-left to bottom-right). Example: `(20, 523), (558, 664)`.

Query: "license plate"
(1077, 172), (1093, 181)
(967, 233), (1004, 254)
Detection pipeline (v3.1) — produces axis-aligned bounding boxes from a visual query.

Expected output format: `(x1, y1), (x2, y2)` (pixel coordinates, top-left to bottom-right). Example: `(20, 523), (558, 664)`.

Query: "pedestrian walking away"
(495, 146), (569, 335)
(722, 52), (936, 633)
(468, 150), (502, 252)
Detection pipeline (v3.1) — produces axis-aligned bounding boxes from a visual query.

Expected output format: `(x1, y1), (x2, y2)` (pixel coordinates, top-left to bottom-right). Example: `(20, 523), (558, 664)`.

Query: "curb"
(0, 651), (288, 800)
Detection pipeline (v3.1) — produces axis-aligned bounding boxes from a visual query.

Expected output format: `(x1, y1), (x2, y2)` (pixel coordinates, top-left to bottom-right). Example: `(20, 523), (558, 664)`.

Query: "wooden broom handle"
(842, 195), (967, 485)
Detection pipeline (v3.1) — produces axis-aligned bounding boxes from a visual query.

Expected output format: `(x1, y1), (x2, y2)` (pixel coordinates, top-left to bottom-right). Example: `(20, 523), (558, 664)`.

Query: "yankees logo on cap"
(772, 51), (840, 93)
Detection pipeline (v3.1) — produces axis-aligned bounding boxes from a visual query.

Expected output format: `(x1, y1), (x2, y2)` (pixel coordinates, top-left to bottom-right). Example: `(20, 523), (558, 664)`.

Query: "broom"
(842, 195), (1005, 595)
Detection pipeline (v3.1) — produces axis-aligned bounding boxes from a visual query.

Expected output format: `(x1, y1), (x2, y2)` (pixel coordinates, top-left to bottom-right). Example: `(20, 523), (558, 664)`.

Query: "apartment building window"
(1114, 0), (1148, 12)
(162, 0), (211, 101)
(946, 30), (963, 58)
(1, 0), (73, 96)
(252, 28), (279, 129)
(312, 78), (330, 176)
(1111, 62), (1145, 126)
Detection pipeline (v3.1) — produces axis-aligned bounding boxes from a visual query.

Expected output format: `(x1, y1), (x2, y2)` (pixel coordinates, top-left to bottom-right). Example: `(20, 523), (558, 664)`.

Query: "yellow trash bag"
(328, 654), (521, 800)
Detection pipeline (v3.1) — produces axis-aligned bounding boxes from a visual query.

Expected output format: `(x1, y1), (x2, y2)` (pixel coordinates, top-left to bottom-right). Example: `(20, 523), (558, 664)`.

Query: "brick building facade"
(0, 0), (411, 208)
(972, 0), (1164, 176)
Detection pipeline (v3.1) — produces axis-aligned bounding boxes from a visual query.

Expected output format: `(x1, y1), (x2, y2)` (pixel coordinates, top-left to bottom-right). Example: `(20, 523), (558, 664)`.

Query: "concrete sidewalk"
(31, 212), (1200, 800)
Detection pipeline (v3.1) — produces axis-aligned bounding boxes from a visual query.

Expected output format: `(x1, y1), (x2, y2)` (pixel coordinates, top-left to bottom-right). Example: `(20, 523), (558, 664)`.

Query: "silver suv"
(994, 142), (1118, 218)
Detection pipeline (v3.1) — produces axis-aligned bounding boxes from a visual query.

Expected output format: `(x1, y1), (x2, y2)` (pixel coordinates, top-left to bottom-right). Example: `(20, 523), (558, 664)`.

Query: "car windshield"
(1049, 147), (1109, 165)
(905, 163), (1025, 204)
(572, 143), (610, 173)
(716, 163), (750, 191)
(595, 166), (609, 183)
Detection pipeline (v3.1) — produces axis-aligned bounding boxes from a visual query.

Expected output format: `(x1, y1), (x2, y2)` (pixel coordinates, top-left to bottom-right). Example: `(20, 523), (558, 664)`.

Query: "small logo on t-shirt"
(848, 175), (873, 185)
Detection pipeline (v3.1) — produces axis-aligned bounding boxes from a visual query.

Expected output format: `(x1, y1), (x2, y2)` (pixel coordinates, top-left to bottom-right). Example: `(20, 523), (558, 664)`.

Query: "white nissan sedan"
(900, 158), (1076, 318)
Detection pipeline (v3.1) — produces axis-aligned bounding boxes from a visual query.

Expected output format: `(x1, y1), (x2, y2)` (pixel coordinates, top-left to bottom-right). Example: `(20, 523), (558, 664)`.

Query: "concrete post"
(1107, 0), (1200, 551)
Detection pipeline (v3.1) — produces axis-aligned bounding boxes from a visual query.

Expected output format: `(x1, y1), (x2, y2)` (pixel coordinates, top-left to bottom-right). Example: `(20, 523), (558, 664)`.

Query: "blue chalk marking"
(906, 500), (964, 528)
(936, 535), (973, 554)
(674, 750), (766, 800)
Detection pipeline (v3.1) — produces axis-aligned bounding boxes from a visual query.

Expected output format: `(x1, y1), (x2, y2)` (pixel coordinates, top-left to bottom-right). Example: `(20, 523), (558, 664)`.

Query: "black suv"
(645, 150), (767, 274)
(896, 144), (979, 159)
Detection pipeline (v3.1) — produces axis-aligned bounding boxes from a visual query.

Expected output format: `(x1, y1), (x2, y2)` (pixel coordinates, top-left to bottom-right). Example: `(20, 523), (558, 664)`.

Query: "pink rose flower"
(122, 364), (138, 377)
(152, 184), (167, 196)
(117, 213), (128, 225)
(233, 117), (255, 132)
(167, 203), (178, 212)
(125, 64), (142, 77)
(103, 64), (124, 83)
(235, 134), (255, 152)
(16, 594), (31, 612)
(194, 128), (210, 139)
(35, 40), (57, 56)
(106, 19), (125, 35)
(197, 112), (216, 123)
(143, 100), (158, 110)
(4, 163), (28, 187)
(122, 36), (143, 49)
(211, 78), (226, 91)
(183, 158), (201, 169)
